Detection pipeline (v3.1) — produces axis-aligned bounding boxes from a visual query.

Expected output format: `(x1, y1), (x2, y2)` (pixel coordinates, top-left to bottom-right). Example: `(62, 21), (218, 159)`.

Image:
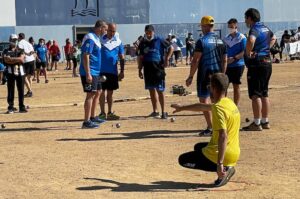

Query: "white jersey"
(18, 39), (35, 63)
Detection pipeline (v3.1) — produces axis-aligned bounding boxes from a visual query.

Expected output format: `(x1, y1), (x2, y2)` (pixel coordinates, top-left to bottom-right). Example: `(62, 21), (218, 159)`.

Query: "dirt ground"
(0, 61), (299, 199)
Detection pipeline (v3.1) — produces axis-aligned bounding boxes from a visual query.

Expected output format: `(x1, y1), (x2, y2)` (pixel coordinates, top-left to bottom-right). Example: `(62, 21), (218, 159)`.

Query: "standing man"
(185, 33), (195, 65)
(18, 33), (35, 98)
(99, 23), (125, 120)
(242, 8), (276, 131)
(138, 25), (173, 119)
(35, 38), (49, 83)
(172, 73), (240, 187)
(64, 38), (73, 70)
(223, 18), (246, 106)
(79, 20), (107, 129)
(186, 16), (227, 136)
(3, 34), (27, 113)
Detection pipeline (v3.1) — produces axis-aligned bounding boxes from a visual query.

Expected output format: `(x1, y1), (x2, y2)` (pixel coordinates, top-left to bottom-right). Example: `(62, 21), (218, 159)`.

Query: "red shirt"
(64, 43), (72, 55)
(50, 44), (60, 56)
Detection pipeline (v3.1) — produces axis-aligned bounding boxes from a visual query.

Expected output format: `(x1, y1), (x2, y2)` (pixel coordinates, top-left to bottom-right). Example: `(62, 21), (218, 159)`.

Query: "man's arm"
(246, 36), (256, 57)
(269, 35), (276, 48)
(118, 54), (125, 81)
(82, 53), (92, 83)
(217, 129), (228, 178)
(3, 54), (25, 65)
(171, 103), (212, 113)
(186, 51), (202, 86)
(221, 54), (227, 73)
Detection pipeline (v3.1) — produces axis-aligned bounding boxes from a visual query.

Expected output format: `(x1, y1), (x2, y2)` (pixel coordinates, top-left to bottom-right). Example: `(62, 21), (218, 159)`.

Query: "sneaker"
(6, 109), (14, 114)
(24, 91), (33, 98)
(90, 116), (106, 124)
(19, 107), (28, 113)
(199, 128), (212, 136)
(37, 79), (40, 83)
(261, 122), (270, 129)
(148, 111), (160, 118)
(98, 113), (107, 120)
(32, 78), (36, 81)
(161, 112), (168, 119)
(82, 120), (99, 129)
(214, 167), (236, 187)
(242, 122), (262, 131)
(45, 79), (49, 83)
(107, 112), (120, 120)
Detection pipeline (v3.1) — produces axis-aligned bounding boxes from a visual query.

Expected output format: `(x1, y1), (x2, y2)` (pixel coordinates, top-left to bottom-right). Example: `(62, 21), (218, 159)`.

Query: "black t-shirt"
(185, 37), (195, 49)
(280, 33), (291, 47)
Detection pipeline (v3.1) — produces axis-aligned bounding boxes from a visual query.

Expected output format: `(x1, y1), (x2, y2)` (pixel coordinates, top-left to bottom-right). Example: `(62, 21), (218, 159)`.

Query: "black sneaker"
(199, 128), (212, 136)
(161, 112), (168, 119)
(24, 91), (33, 98)
(214, 167), (236, 187)
(148, 111), (160, 118)
(82, 120), (99, 129)
(19, 107), (28, 113)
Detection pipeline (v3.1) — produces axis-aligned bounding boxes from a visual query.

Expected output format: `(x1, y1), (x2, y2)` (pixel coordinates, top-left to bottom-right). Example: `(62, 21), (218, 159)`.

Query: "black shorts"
(247, 64), (272, 99)
(36, 62), (47, 69)
(23, 61), (35, 76)
(80, 75), (102, 93)
(178, 142), (217, 172)
(186, 48), (194, 57)
(143, 61), (166, 92)
(226, 66), (244, 85)
(174, 51), (181, 60)
(52, 55), (59, 62)
(100, 73), (119, 90)
(66, 54), (72, 61)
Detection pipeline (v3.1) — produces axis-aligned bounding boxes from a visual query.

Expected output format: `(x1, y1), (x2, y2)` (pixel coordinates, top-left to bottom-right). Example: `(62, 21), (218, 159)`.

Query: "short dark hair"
(210, 73), (229, 93)
(245, 8), (261, 22)
(145, 25), (154, 32)
(29, 37), (34, 43)
(227, 18), (238, 24)
(18, 33), (25, 40)
(94, 20), (106, 28)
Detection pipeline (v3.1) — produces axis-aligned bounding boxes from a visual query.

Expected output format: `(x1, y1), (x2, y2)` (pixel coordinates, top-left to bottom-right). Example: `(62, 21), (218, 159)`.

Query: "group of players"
(79, 8), (275, 187)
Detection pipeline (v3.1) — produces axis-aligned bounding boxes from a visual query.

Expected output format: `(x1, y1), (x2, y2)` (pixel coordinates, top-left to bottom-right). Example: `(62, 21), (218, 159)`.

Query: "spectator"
(71, 40), (81, 77)
(171, 35), (182, 67)
(49, 40), (60, 71)
(280, 30), (291, 61)
(3, 34), (27, 113)
(18, 33), (35, 98)
(185, 33), (195, 65)
(35, 38), (49, 83)
(64, 38), (72, 70)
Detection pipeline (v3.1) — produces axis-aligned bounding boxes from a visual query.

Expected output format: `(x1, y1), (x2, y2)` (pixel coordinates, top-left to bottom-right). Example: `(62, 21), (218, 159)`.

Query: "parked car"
(0, 42), (10, 63)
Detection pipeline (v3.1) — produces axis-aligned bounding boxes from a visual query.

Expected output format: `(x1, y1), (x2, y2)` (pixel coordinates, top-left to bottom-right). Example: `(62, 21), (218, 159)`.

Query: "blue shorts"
(80, 75), (102, 92)
(145, 79), (165, 92)
(0, 63), (5, 72)
(197, 69), (220, 98)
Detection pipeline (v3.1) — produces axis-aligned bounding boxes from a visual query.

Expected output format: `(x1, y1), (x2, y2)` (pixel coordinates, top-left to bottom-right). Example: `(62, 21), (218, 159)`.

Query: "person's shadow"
(76, 178), (215, 192)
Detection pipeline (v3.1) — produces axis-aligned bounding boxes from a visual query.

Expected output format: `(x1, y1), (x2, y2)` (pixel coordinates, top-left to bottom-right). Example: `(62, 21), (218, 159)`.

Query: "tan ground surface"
(0, 61), (299, 199)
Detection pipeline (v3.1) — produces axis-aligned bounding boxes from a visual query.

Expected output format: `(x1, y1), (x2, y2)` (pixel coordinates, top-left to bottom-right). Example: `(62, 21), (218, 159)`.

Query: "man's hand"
(217, 164), (226, 179)
(86, 73), (92, 84)
(171, 104), (183, 113)
(227, 57), (235, 64)
(186, 76), (193, 87)
(118, 71), (124, 81)
(138, 69), (143, 79)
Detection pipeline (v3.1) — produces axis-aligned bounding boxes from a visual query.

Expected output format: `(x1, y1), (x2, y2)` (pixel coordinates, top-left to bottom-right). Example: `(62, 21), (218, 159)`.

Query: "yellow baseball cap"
(201, 16), (215, 25)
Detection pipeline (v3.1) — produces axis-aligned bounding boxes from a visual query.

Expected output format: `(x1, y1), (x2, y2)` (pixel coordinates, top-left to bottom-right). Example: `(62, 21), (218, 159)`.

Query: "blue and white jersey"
(249, 22), (274, 57)
(100, 34), (124, 75)
(79, 32), (102, 76)
(224, 32), (246, 68)
(195, 32), (227, 73)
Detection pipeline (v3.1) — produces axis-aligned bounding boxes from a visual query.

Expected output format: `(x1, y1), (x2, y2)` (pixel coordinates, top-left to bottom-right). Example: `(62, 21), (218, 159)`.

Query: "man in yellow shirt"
(171, 73), (240, 187)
